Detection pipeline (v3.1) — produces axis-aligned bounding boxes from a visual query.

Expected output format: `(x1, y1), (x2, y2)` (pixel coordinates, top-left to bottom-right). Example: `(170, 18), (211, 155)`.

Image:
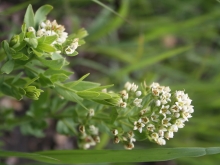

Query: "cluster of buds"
(78, 125), (100, 150)
(112, 129), (136, 150)
(113, 82), (194, 149)
(117, 82), (142, 108)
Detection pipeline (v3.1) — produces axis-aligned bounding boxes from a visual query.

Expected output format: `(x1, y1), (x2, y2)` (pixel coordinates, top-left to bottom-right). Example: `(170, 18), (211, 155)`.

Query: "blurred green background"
(1, 0), (220, 164)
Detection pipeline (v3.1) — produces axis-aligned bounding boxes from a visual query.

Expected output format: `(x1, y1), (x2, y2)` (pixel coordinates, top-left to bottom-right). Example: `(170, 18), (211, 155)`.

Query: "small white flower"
(163, 86), (171, 93)
(162, 117), (172, 127)
(151, 88), (160, 96)
(136, 91), (142, 97)
(156, 137), (166, 145)
(171, 105), (179, 113)
(140, 108), (149, 116)
(174, 112), (180, 118)
(159, 105), (171, 115)
(151, 112), (159, 122)
(155, 100), (161, 107)
(151, 132), (159, 141)
(165, 131), (174, 140)
(127, 131), (136, 143)
(120, 90), (128, 100)
(158, 127), (167, 137)
(70, 38), (79, 51)
(40, 22), (46, 28)
(141, 117), (150, 124)
(124, 82), (132, 91)
(130, 83), (138, 92)
(133, 98), (142, 107)
(93, 136), (100, 143)
(150, 82), (160, 88)
(124, 142), (134, 150)
(89, 125), (99, 135)
(28, 27), (36, 34)
(65, 46), (74, 54)
(147, 124), (155, 132)
(37, 29), (46, 37)
(169, 124), (178, 132)
(120, 102), (127, 108)
(88, 108), (95, 117)
(182, 111), (192, 121)
(175, 118), (185, 128)
(133, 119), (145, 133)
(112, 129), (118, 136)
(114, 136), (120, 143)
(79, 125), (85, 133)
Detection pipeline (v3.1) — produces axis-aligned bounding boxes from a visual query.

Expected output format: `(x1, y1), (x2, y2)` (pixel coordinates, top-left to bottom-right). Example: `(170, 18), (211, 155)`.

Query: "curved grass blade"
(0, 151), (59, 164)
(92, 0), (130, 24)
(36, 147), (220, 164)
(116, 46), (192, 77)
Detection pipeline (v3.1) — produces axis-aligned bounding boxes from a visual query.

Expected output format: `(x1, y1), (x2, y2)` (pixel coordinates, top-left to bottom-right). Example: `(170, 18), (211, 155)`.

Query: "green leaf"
(87, 84), (114, 91)
(34, 5), (53, 28)
(35, 147), (220, 164)
(39, 73), (54, 88)
(64, 73), (90, 88)
(1, 60), (14, 74)
(110, 108), (118, 124)
(54, 84), (87, 110)
(12, 72), (23, 84)
(12, 53), (26, 59)
(11, 86), (24, 100)
(13, 41), (26, 52)
(69, 81), (100, 91)
(38, 35), (58, 44)
(51, 74), (69, 82)
(1, 40), (11, 59)
(38, 58), (65, 70)
(44, 68), (73, 77)
(68, 28), (88, 40)
(24, 38), (38, 48)
(24, 4), (35, 28)
(25, 76), (39, 87)
(32, 48), (43, 57)
(77, 91), (113, 100)
(36, 43), (56, 52)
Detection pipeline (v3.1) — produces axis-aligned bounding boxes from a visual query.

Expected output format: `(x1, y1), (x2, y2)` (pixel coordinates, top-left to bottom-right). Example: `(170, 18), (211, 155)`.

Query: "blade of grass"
(87, 0), (129, 41)
(91, 0), (130, 24)
(0, 151), (59, 164)
(35, 147), (220, 164)
(116, 46), (192, 77)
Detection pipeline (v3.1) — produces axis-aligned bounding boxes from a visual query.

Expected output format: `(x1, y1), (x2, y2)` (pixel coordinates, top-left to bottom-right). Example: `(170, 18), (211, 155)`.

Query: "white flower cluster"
(28, 20), (79, 55)
(79, 125), (100, 149)
(36, 20), (68, 45)
(133, 82), (194, 146)
(117, 82), (142, 108)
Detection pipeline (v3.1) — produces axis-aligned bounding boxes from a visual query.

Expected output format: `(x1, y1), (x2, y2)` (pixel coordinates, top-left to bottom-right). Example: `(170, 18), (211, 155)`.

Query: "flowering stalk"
(83, 81), (192, 150)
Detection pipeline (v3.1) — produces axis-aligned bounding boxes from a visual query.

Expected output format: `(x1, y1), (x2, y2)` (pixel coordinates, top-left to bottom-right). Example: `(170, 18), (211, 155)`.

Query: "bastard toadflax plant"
(1, 3), (219, 164)
(0, 0), (193, 153)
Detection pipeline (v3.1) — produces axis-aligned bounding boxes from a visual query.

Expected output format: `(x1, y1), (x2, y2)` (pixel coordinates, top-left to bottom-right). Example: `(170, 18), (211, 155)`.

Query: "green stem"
(119, 120), (133, 128)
